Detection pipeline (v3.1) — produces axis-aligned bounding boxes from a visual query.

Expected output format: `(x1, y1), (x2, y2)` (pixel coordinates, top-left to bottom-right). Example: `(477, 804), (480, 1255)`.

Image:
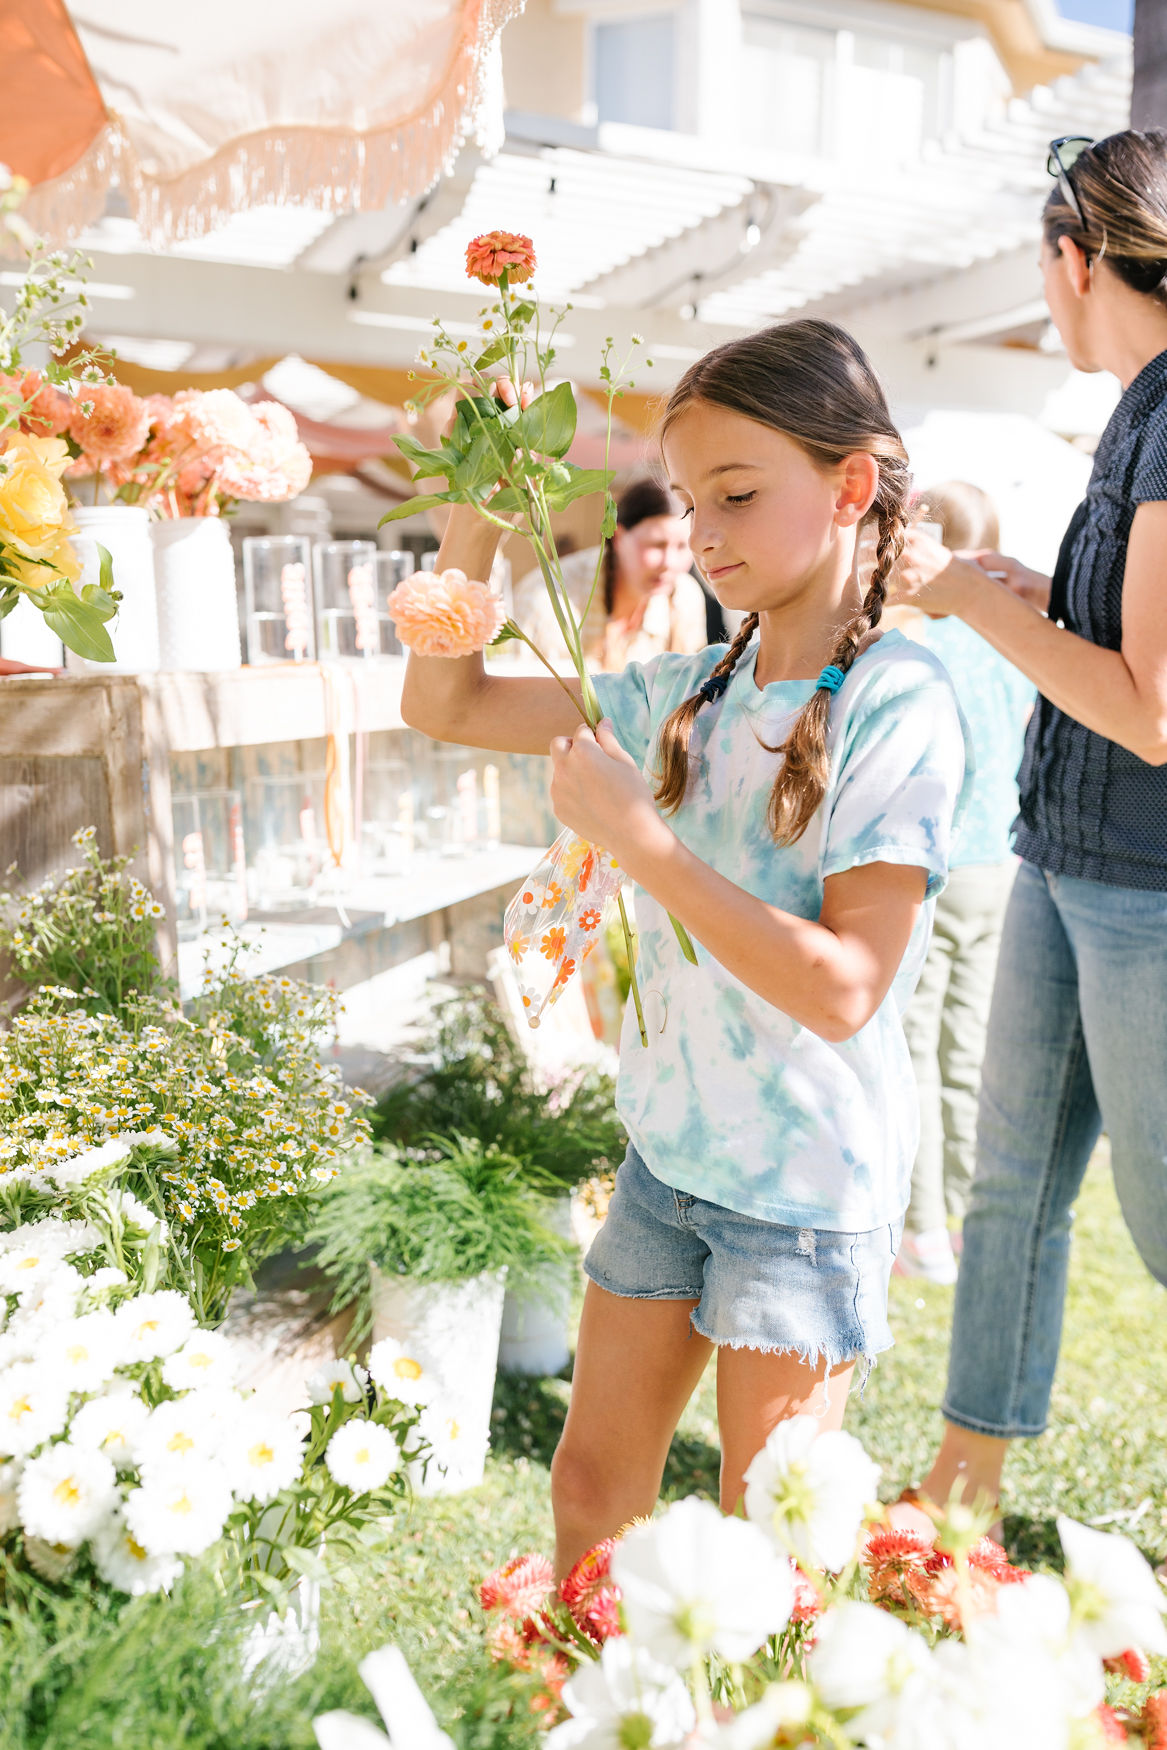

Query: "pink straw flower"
(69, 383), (151, 464)
(479, 1553), (554, 1617)
(387, 568), (504, 658)
(465, 231), (537, 286)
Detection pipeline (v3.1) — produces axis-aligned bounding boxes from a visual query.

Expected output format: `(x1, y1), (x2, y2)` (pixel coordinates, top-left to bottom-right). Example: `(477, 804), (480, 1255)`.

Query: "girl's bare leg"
(716, 1348), (855, 1514)
(551, 1282), (712, 1577)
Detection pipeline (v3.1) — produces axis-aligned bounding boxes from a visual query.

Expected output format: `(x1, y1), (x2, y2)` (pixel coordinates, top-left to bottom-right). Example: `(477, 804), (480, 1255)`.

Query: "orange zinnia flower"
(540, 926), (567, 961)
(465, 230), (537, 286)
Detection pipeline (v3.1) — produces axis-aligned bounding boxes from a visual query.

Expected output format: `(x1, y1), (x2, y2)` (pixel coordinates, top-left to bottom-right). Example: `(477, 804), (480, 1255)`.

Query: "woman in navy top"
(890, 130), (1167, 1527)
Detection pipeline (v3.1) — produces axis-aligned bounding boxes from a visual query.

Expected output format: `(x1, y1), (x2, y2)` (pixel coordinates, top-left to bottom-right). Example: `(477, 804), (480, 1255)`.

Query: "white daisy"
(71, 1386), (150, 1469)
(92, 1508), (184, 1596)
(161, 1330), (239, 1393)
(23, 1535), (78, 1582)
(367, 1337), (436, 1407)
(115, 1290), (195, 1362)
(48, 1138), (133, 1188)
(0, 1459), (21, 1534)
(307, 1358), (369, 1406)
(45, 1310), (125, 1394)
(0, 1363), (70, 1457)
(17, 1442), (118, 1548)
(0, 1217), (101, 1261)
(135, 1391), (234, 1476)
(0, 1247), (81, 1300)
(325, 1420), (401, 1493)
(80, 1266), (129, 1300)
(226, 1408), (306, 1505)
(123, 1459), (234, 1558)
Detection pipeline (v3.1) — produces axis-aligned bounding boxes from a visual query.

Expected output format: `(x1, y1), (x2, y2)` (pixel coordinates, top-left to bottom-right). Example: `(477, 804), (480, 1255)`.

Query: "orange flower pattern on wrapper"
(386, 568), (504, 659)
(504, 828), (625, 1026)
(465, 231), (537, 286)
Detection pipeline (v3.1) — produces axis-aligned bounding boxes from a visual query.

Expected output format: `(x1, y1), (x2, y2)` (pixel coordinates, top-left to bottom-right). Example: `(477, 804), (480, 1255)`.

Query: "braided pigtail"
(766, 464), (909, 844)
(654, 613), (760, 814)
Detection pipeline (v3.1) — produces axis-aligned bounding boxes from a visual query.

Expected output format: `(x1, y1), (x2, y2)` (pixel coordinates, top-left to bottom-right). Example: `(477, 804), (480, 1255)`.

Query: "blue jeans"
(944, 860), (1167, 1438)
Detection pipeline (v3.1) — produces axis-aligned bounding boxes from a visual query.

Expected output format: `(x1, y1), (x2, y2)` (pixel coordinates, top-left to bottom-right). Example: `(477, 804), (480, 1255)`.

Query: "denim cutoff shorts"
(584, 1144), (900, 1372)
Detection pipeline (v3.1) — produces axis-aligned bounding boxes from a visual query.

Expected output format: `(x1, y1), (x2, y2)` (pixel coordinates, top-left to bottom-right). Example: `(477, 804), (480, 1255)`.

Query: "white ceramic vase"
(152, 516), (242, 671)
(370, 1267), (506, 1495)
(70, 503), (160, 672)
(498, 1194), (575, 1376)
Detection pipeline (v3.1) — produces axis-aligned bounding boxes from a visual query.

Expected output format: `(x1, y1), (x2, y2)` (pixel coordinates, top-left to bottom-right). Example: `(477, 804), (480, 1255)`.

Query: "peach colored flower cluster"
(862, 1526), (1029, 1628)
(465, 230), (537, 286)
(69, 382), (152, 465)
(0, 370), (73, 439)
(385, 567), (505, 658)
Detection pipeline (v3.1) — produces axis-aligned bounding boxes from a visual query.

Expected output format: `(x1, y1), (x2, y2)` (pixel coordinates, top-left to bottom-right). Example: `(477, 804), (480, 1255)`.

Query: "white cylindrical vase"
(152, 516), (242, 672)
(498, 1194), (575, 1376)
(70, 504), (159, 673)
(371, 1267), (506, 1495)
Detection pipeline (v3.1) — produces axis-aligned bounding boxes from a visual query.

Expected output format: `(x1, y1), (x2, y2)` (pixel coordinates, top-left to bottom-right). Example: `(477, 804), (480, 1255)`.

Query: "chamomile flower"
(227, 1408), (306, 1504)
(92, 1507), (184, 1596)
(161, 1330), (239, 1393)
(0, 1364), (70, 1457)
(368, 1337), (436, 1406)
(123, 1459), (234, 1558)
(71, 1385), (150, 1468)
(324, 1420), (400, 1493)
(17, 1442), (118, 1547)
(115, 1290), (195, 1361)
(135, 1391), (234, 1475)
(45, 1310), (124, 1393)
(307, 1359), (369, 1406)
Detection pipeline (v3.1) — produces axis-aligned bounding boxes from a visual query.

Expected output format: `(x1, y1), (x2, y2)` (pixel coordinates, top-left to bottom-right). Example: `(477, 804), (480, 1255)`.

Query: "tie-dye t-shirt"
(593, 630), (973, 1233)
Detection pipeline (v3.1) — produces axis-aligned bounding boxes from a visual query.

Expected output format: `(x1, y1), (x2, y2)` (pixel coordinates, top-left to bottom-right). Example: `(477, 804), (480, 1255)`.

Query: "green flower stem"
(617, 891), (648, 1050)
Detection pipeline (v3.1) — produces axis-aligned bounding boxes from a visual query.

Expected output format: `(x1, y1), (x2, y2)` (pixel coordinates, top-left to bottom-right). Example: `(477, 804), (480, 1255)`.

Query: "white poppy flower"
(23, 1535), (78, 1582)
(688, 1684), (813, 1749)
(547, 1637), (696, 1749)
(808, 1600), (934, 1737)
(884, 1634), (1078, 1750)
(308, 1359), (369, 1405)
(48, 1138), (133, 1187)
(161, 1330), (239, 1392)
(91, 1507), (184, 1596)
(16, 1442), (118, 1548)
(314, 1644), (456, 1750)
(1057, 1514), (1167, 1659)
(743, 1415), (880, 1571)
(0, 1363), (70, 1457)
(71, 1386), (150, 1469)
(135, 1390), (236, 1475)
(325, 1421), (401, 1494)
(123, 1459), (234, 1557)
(611, 1496), (795, 1667)
(964, 1572), (1103, 1717)
(368, 1337), (436, 1407)
(45, 1310), (125, 1394)
(115, 1290), (196, 1362)
(226, 1407), (306, 1505)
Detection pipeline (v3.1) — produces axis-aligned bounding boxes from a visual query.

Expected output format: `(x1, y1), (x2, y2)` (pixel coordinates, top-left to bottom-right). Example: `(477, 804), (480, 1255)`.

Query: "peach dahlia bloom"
(386, 568), (504, 658)
(69, 383), (151, 464)
(465, 230), (536, 286)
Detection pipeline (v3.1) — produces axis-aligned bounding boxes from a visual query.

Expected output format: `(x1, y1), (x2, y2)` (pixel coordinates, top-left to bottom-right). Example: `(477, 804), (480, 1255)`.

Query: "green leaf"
(509, 301), (536, 325)
(0, 585), (17, 622)
(391, 434), (450, 482)
(513, 381), (577, 459)
(96, 542), (114, 598)
(601, 493), (618, 539)
(378, 491), (453, 526)
(669, 915), (699, 965)
(486, 485), (527, 515)
(543, 465), (613, 512)
(453, 428), (509, 496)
(40, 593), (116, 662)
(473, 338), (508, 370)
(451, 396), (496, 446)
(281, 1545), (332, 1582)
(490, 621), (521, 647)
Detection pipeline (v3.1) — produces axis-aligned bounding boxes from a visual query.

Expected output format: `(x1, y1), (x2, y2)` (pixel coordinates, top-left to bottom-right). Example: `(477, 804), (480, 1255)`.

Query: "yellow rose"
(0, 434), (79, 578)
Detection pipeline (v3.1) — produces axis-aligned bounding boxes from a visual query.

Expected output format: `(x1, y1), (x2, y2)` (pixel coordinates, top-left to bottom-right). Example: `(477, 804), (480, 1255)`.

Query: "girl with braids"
(889, 130), (1167, 1543)
(402, 319), (971, 1573)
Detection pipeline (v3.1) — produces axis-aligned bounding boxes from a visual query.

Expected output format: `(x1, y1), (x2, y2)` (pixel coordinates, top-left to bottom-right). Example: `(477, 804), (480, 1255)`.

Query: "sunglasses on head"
(1047, 136), (1093, 231)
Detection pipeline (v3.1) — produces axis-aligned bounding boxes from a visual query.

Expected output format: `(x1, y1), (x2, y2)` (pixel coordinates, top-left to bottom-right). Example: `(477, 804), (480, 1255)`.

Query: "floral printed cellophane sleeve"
(503, 661), (659, 1027)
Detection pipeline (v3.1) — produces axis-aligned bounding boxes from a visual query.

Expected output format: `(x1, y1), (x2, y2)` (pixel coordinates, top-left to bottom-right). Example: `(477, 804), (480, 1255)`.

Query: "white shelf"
(141, 659), (408, 751)
(176, 842), (539, 997)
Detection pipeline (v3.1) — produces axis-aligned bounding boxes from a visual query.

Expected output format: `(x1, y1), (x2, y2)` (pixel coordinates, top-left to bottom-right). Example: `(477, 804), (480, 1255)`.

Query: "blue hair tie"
(698, 671), (730, 704)
(816, 665), (846, 695)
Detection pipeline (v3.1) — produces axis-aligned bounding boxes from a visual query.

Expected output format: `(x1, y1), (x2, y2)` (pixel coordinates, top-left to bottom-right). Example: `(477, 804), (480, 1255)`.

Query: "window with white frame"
(592, 12), (678, 131)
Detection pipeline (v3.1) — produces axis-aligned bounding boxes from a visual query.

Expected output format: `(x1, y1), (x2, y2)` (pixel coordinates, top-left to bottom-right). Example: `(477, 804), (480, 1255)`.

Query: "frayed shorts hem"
(941, 1402), (1047, 1440)
(582, 1259), (702, 1303)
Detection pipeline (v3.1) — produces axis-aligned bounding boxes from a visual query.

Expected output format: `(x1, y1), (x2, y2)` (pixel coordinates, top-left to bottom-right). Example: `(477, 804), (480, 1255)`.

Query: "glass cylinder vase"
(313, 540), (379, 660)
(243, 536), (316, 664)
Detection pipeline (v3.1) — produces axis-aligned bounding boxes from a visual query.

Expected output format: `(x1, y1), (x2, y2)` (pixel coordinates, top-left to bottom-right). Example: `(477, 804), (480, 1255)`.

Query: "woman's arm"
(550, 722), (927, 1043)
(399, 505), (586, 756)
(890, 511), (1167, 765)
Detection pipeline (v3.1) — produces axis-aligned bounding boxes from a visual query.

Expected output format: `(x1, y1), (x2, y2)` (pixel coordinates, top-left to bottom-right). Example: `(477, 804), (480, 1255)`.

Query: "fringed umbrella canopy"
(5, 0), (523, 245)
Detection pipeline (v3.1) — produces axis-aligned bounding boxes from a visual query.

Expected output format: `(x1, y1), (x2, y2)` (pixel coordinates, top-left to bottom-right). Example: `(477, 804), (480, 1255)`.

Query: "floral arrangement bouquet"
(380, 230), (696, 1046)
(465, 1418), (1167, 1747)
(0, 171), (118, 661)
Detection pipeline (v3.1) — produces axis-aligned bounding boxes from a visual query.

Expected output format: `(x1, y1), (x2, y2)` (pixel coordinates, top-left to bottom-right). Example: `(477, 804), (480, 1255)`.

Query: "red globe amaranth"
(465, 230), (537, 286)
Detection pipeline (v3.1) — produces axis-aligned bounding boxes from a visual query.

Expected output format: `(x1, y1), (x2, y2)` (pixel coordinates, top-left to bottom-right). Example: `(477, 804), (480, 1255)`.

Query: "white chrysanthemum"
(115, 1290), (196, 1361)
(45, 1310), (125, 1394)
(808, 1600), (934, 1740)
(367, 1336), (436, 1406)
(1058, 1514), (1167, 1660)
(226, 1408), (306, 1504)
(123, 1460), (234, 1558)
(161, 1330), (239, 1392)
(24, 1535), (78, 1582)
(0, 1458), (21, 1534)
(92, 1508), (184, 1596)
(16, 1442), (118, 1548)
(135, 1391), (235, 1476)
(0, 1217), (101, 1261)
(107, 1189), (168, 1238)
(611, 1496), (795, 1667)
(744, 1415), (880, 1571)
(0, 1363), (70, 1458)
(81, 1265), (129, 1299)
(548, 1636), (696, 1750)
(48, 1138), (133, 1188)
(71, 1386), (150, 1469)
(325, 1420), (400, 1494)
(0, 1245), (81, 1299)
(307, 1358), (369, 1406)
(14, 1263), (83, 1333)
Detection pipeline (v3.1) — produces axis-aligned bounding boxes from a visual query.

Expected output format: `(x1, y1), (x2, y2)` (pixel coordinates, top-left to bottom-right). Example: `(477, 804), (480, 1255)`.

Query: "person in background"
(512, 477), (713, 671)
(890, 483), (1034, 1285)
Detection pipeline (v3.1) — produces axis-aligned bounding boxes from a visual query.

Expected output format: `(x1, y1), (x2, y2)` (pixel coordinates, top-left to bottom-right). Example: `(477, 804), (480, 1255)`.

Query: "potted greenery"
(306, 1134), (572, 1491)
(373, 994), (625, 1375)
